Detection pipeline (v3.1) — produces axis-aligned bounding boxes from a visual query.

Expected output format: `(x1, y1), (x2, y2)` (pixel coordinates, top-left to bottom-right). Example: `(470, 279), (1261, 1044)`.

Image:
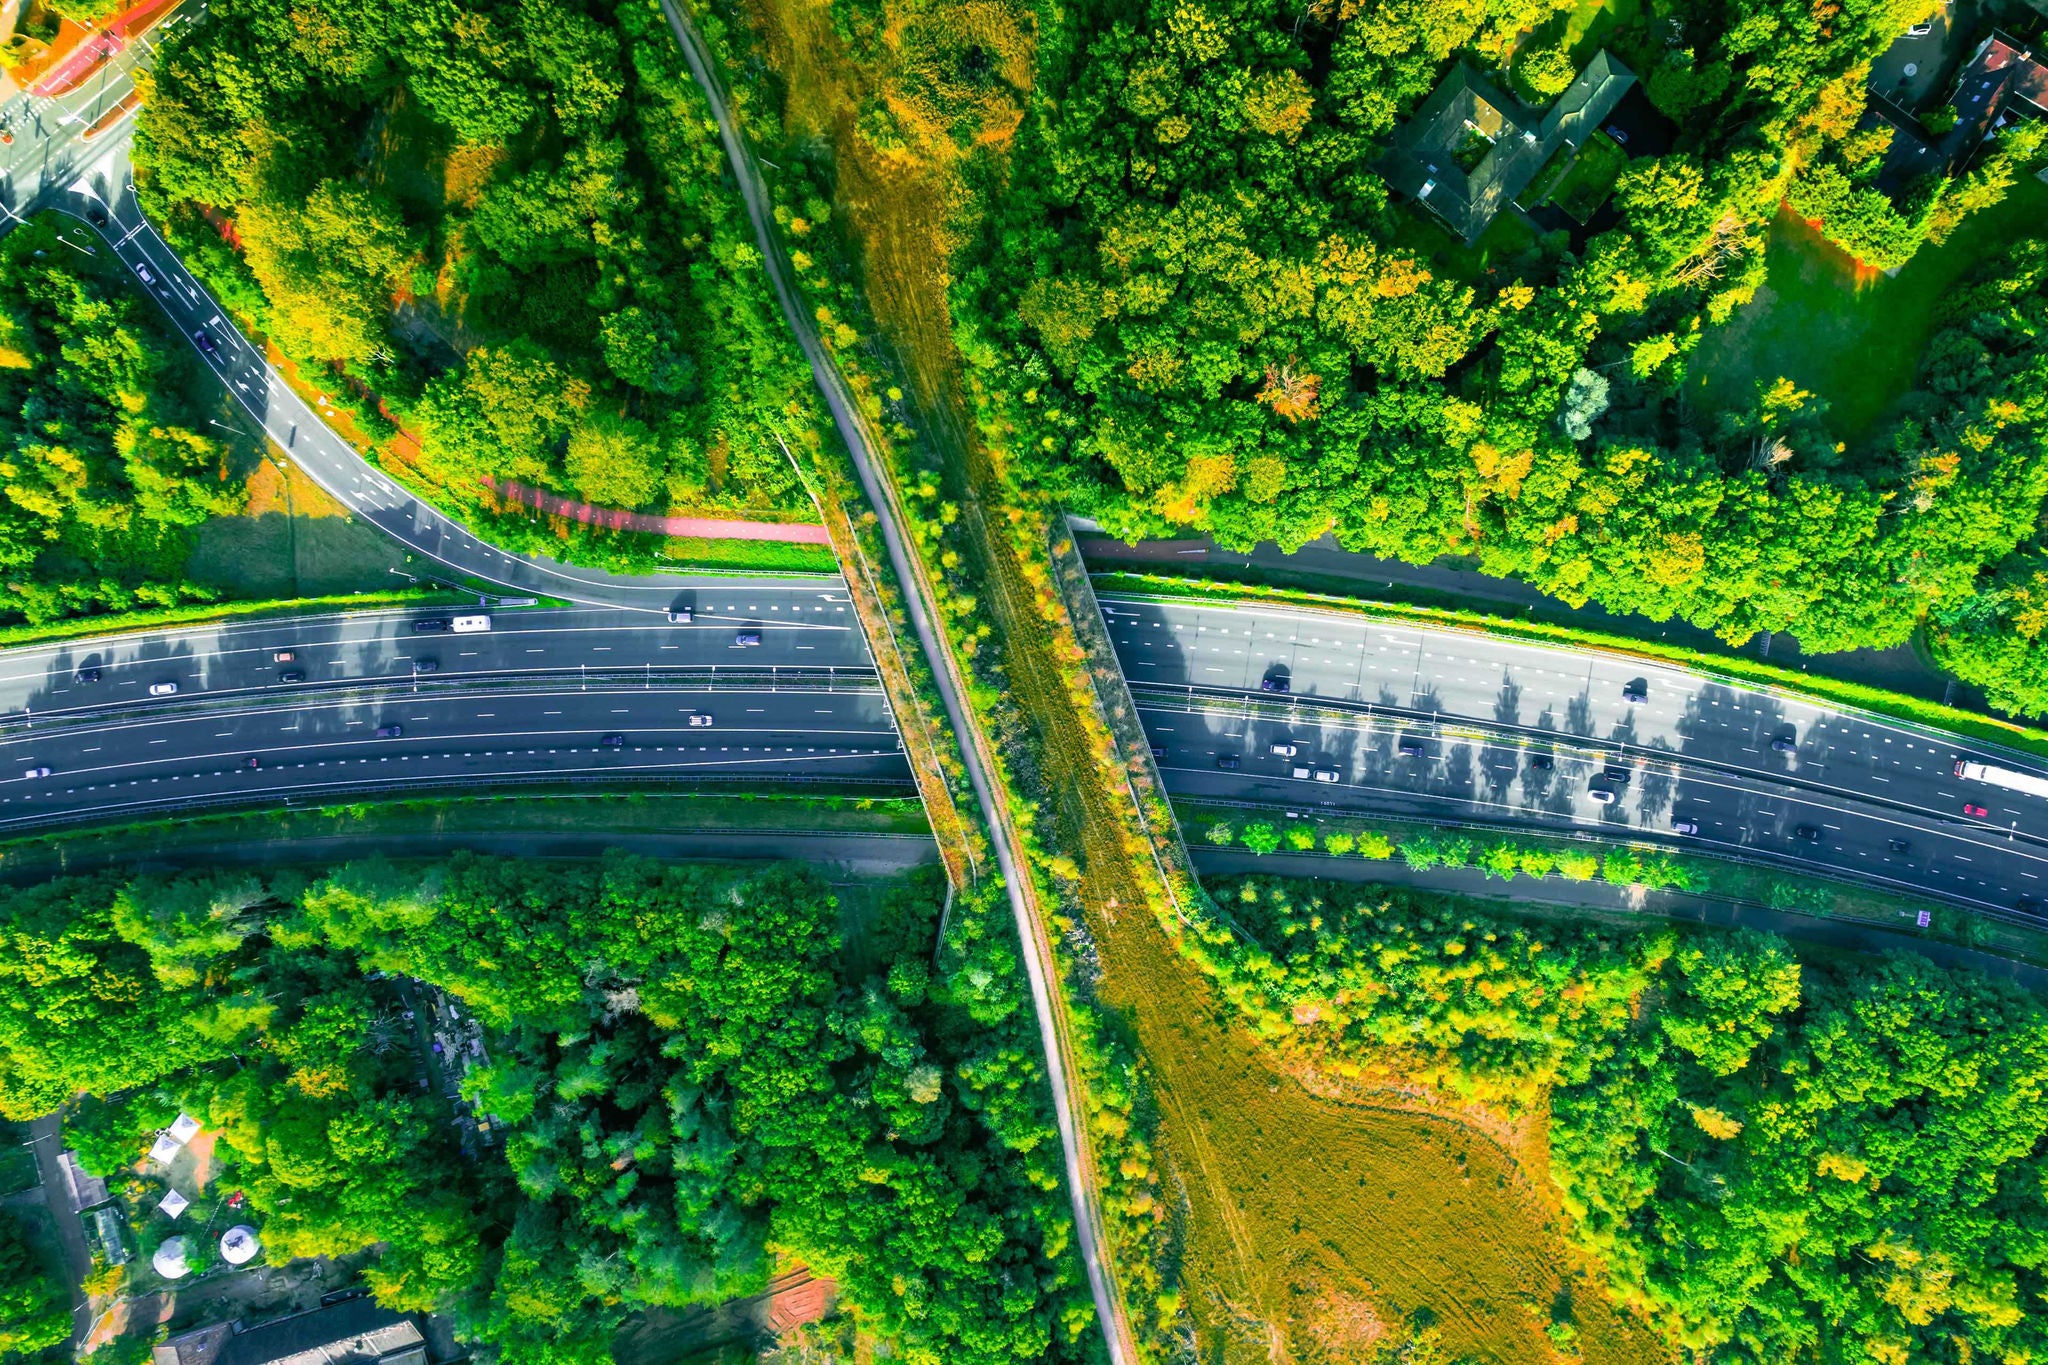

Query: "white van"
(450, 614), (493, 634)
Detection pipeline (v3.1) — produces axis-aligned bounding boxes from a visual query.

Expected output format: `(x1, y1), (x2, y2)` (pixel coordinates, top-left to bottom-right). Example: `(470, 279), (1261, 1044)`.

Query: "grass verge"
(0, 589), (461, 652)
(0, 788), (932, 882)
(1096, 569), (2048, 763)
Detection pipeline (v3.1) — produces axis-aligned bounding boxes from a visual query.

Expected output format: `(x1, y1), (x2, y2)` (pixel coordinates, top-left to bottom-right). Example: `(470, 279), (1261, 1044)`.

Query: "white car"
(22, 766), (48, 779)
(1269, 742), (1297, 758)
(149, 681), (179, 696)
(1312, 768), (1340, 783)
(1589, 787), (1618, 805)
(687, 713), (715, 727)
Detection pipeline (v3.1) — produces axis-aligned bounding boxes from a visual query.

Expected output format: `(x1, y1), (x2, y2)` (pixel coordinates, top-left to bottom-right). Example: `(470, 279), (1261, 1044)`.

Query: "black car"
(1622, 681), (1647, 703)
(2020, 896), (2044, 916)
(1601, 764), (1633, 786)
(412, 657), (439, 673)
(601, 733), (625, 748)
(1216, 754), (1241, 770)
(1793, 824), (1822, 842)
(85, 206), (107, 227)
(1887, 838), (1911, 855)
(1259, 674), (1290, 694)
(412, 618), (449, 633)
(1149, 744), (1166, 759)
(1397, 737), (1425, 757)
(72, 667), (100, 684)
(277, 669), (305, 683)
(1527, 752), (1553, 771)
(193, 329), (218, 355)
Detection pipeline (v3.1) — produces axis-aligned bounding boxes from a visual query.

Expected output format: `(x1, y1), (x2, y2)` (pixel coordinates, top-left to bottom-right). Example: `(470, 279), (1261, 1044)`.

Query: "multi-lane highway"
(1101, 594), (2048, 919)
(0, 595), (908, 829)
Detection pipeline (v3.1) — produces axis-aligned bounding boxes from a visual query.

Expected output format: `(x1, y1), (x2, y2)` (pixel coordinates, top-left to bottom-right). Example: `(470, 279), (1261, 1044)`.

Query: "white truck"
(451, 614), (493, 634)
(1954, 759), (2048, 800)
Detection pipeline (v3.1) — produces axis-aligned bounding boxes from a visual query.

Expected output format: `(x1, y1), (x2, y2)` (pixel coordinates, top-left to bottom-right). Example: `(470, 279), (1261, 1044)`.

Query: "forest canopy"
(946, 0), (2048, 705)
(1190, 875), (2048, 1365)
(133, 0), (828, 523)
(0, 856), (1095, 1364)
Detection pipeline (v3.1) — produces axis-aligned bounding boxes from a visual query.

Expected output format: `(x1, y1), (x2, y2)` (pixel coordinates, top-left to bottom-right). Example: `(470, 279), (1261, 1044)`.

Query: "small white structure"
(147, 1133), (183, 1165)
(166, 1113), (201, 1144)
(219, 1224), (260, 1266)
(151, 1236), (191, 1280)
(157, 1189), (190, 1220)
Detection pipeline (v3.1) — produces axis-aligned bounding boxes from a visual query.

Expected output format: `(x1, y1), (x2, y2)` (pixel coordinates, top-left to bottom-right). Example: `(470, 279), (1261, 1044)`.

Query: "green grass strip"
(1096, 569), (2048, 764)
(0, 589), (472, 652)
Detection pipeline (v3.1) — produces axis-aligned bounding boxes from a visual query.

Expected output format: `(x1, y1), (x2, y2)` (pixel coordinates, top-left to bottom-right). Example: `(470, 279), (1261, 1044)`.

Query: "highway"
(1100, 594), (2048, 920)
(0, 599), (908, 829)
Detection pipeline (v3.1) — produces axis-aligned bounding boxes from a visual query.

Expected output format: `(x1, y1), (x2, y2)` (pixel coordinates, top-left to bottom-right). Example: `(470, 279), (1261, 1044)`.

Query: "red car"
(1963, 803), (1990, 818)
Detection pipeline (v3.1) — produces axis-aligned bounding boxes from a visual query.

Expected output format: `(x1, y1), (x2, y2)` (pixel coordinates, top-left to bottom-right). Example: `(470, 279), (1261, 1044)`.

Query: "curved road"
(1102, 594), (2048, 921)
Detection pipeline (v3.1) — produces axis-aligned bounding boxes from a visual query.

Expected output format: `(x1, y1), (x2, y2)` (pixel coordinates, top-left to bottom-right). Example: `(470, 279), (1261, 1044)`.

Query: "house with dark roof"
(1377, 52), (1637, 243)
(152, 1298), (428, 1365)
(1865, 30), (2048, 192)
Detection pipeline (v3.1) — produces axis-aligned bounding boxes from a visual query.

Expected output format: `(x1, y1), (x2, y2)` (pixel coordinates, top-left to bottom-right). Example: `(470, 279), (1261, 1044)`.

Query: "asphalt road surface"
(1101, 594), (2048, 920)
(0, 601), (907, 829)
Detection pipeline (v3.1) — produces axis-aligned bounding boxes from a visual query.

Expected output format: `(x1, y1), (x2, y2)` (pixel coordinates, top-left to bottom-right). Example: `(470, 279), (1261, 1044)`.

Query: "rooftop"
(153, 1299), (427, 1365)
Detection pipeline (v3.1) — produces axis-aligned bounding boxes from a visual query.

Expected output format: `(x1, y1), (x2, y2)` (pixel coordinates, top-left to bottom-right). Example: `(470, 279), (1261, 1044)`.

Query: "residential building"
(152, 1298), (428, 1365)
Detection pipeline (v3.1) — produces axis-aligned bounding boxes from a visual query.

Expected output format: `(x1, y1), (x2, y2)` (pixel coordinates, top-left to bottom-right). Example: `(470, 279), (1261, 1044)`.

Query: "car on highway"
(451, 614), (492, 634)
(277, 669), (305, 683)
(375, 724), (403, 738)
(1260, 673), (1290, 694)
(601, 734), (625, 748)
(687, 713), (714, 727)
(245, 757), (261, 769)
(1397, 737), (1425, 757)
(1964, 803), (1991, 818)
(1771, 734), (1798, 754)
(413, 618), (449, 633)
(72, 668), (99, 684)
(274, 650), (296, 663)
(193, 329), (217, 355)
(1601, 764), (1632, 785)
(1622, 681), (1647, 703)
(22, 766), (49, 779)
(1527, 751), (1553, 770)
(1270, 742), (1298, 757)
(667, 608), (693, 623)
(2020, 896), (2043, 916)
(1793, 824), (1822, 842)
(1888, 838), (1911, 855)
(1671, 818), (1699, 835)
(1588, 786), (1618, 805)
(1312, 768), (1339, 783)
(1216, 754), (1241, 770)
(1149, 744), (1165, 759)
(734, 631), (762, 646)
(1292, 765), (1312, 780)
(413, 658), (438, 673)
(135, 263), (156, 286)
(149, 681), (179, 696)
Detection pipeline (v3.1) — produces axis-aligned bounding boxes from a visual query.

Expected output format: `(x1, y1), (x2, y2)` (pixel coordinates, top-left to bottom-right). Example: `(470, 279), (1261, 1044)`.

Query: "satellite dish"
(152, 1236), (191, 1280)
(219, 1225), (261, 1266)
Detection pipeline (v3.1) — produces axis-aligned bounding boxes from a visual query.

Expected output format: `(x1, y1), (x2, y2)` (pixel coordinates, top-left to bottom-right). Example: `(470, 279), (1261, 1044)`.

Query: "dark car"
(1601, 764), (1633, 786)
(1887, 838), (1911, 855)
(1793, 824), (1822, 842)
(1622, 681), (1647, 703)
(1149, 744), (1166, 759)
(412, 618), (449, 633)
(1216, 754), (1241, 770)
(1672, 818), (1700, 835)
(1397, 737), (1425, 757)
(277, 669), (305, 683)
(2020, 896), (2044, 916)
(193, 329), (217, 355)
(375, 724), (403, 738)
(1771, 735), (1798, 754)
(1260, 674), (1290, 694)
(601, 734), (625, 748)
(72, 667), (100, 684)
(85, 206), (107, 226)
(1527, 752), (1554, 771)
(412, 657), (439, 673)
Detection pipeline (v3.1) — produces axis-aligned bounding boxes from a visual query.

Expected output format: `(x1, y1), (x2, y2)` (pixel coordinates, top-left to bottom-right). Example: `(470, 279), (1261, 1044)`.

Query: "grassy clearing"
(0, 789), (931, 882)
(1690, 176), (2048, 442)
(1095, 569), (2048, 763)
(656, 536), (840, 573)
(1550, 132), (1628, 222)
